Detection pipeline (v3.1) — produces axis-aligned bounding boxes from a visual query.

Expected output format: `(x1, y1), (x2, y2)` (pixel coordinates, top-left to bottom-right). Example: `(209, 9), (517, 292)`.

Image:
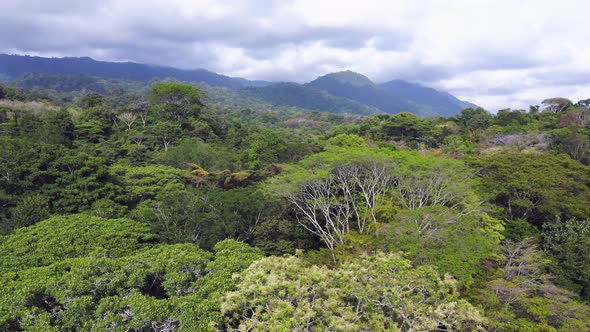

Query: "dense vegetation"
(0, 79), (589, 331)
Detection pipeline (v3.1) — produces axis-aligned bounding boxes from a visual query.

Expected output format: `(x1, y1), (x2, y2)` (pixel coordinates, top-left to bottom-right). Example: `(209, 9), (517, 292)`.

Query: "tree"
(394, 156), (477, 211)
(390, 207), (503, 285)
(0, 139), (64, 223)
(458, 107), (492, 131)
(381, 112), (430, 142)
(8, 194), (49, 229)
(542, 97), (573, 113)
(494, 109), (527, 127)
(270, 147), (394, 258)
(0, 84), (24, 101)
(220, 253), (486, 331)
(472, 152), (590, 225)
(40, 109), (75, 146)
(110, 164), (186, 205)
(327, 133), (368, 148)
(478, 237), (590, 331)
(243, 128), (288, 169)
(148, 121), (182, 151)
(116, 111), (138, 130)
(130, 100), (150, 127)
(0, 214), (154, 272)
(575, 98), (590, 108)
(149, 82), (205, 122)
(48, 151), (120, 213)
(550, 127), (590, 164)
(0, 222), (262, 332)
(542, 218), (590, 300)
(560, 108), (590, 127)
(80, 93), (105, 108)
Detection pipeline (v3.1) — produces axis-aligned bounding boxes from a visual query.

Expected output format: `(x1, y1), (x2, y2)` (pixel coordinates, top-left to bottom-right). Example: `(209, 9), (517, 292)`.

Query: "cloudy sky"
(1, 0), (588, 110)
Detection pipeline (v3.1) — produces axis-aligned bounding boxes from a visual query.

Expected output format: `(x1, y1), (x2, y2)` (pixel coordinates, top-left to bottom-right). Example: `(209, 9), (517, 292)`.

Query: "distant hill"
(1, 54), (477, 116)
(0, 54), (270, 88)
(305, 71), (416, 115)
(306, 71), (474, 117)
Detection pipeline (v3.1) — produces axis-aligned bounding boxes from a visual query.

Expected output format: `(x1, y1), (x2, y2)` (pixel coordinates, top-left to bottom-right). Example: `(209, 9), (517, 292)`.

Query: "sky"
(0, 0), (589, 111)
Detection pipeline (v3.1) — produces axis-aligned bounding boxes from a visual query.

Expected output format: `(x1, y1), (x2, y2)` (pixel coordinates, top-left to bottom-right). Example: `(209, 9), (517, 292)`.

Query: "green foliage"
(503, 218), (539, 241)
(0, 214), (154, 271)
(458, 107), (492, 130)
(387, 207), (503, 285)
(381, 112), (430, 142)
(131, 186), (268, 249)
(150, 82), (205, 122)
(80, 93), (105, 108)
(147, 121), (183, 151)
(550, 126), (590, 164)
(0, 239), (263, 331)
(110, 163), (186, 205)
(159, 138), (240, 171)
(243, 128), (288, 169)
(1, 74), (589, 330)
(475, 238), (590, 331)
(542, 218), (590, 300)
(221, 252), (486, 331)
(253, 216), (318, 255)
(471, 152), (590, 225)
(0, 139), (65, 231)
(327, 133), (368, 148)
(47, 151), (120, 213)
(269, 146), (502, 278)
(6, 194), (50, 229)
(40, 108), (76, 146)
(0, 84), (25, 101)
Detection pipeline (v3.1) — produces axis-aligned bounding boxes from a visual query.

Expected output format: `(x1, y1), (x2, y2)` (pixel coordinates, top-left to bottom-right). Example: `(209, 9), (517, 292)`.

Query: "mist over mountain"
(0, 54), (476, 116)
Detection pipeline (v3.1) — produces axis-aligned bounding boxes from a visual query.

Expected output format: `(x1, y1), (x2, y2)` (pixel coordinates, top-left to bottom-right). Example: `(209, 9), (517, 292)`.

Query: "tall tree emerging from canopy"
(269, 147), (394, 255)
(542, 97), (573, 113)
(149, 82), (205, 122)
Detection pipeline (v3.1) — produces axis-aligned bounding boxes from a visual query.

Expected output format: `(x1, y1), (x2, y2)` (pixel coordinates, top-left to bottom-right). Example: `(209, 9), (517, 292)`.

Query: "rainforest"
(0, 74), (589, 331)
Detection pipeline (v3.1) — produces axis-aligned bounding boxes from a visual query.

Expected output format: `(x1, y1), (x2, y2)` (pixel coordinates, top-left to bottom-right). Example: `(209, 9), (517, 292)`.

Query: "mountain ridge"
(0, 54), (271, 89)
(0, 54), (477, 116)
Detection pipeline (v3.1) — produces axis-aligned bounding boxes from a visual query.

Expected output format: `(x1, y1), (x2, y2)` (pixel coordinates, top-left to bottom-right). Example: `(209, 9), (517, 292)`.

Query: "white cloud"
(1, 0), (589, 111)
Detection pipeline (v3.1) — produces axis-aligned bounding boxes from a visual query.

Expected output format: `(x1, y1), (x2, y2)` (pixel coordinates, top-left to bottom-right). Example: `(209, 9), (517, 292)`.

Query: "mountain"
(1, 54), (476, 117)
(241, 82), (380, 115)
(305, 71), (416, 115)
(379, 80), (476, 117)
(306, 71), (474, 117)
(0, 54), (270, 88)
(10, 73), (379, 115)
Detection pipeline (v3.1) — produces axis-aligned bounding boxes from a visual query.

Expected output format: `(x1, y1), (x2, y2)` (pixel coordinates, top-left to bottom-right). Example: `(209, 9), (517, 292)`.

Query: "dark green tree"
(149, 82), (205, 121)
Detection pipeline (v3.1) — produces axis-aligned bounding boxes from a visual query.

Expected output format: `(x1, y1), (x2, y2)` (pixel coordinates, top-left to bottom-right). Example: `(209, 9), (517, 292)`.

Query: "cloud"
(0, 0), (589, 111)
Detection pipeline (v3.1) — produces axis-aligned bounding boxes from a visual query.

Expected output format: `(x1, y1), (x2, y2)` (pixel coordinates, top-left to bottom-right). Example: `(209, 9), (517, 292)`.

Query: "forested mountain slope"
(1, 54), (475, 116)
(0, 54), (270, 88)
(306, 70), (476, 116)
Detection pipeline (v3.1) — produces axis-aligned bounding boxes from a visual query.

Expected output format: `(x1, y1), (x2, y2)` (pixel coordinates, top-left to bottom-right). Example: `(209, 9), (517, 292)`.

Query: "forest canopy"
(0, 80), (589, 331)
